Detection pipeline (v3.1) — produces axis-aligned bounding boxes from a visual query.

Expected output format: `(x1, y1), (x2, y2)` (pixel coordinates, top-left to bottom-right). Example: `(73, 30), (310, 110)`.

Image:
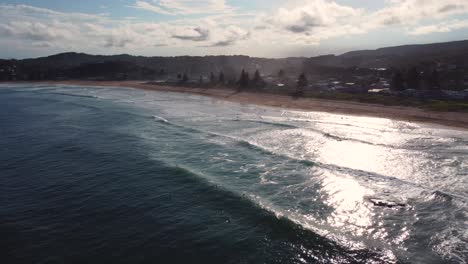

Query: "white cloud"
(267, 0), (362, 33)
(0, 4), (109, 22)
(370, 0), (468, 28)
(255, 0), (365, 45)
(0, 4), (251, 53)
(255, 0), (468, 45)
(133, 0), (234, 15)
(409, 20), (468, 35)
(0, 21), (75, 42)
(172, 27), (210, 41)
(1, 1), (468, 57)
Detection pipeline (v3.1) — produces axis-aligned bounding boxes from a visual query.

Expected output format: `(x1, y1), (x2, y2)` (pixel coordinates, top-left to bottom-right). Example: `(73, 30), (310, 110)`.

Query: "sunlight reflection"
(319, 171), (374, 233)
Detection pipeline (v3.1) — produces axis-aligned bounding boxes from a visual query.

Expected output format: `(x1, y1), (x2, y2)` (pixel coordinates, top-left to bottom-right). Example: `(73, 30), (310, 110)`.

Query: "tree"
(406, 67), (420, 90)
(219, 71), (225, 84)
(252, 69), (265, 89)
(210, 72), (216, 84)
(391, 70), (405, 91)
(182, 73), (189, 83)
(429, 70), (440, 90)
(278, 69), (285, 78)
(239, 69), (249, 89)
(296, 73), (308, 96)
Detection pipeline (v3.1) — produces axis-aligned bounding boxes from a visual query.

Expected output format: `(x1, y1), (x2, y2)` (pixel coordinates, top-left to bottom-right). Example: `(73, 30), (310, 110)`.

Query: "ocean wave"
(45, 92), (99, 99)
(232, 117), (420, 150)
(146, 114), (460, 199)
(154, 162), (393, 263)
(153, 115), (169, 123)
(236, 119), (299, 129)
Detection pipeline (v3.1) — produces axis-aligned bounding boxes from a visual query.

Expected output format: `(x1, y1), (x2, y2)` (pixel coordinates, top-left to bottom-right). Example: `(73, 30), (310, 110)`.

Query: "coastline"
(4, 80), (468, 129)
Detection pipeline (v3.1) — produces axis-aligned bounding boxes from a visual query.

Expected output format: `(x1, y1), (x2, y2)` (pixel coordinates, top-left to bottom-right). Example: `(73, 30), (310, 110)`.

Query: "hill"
(1, 39), (467, 81)
(305, 40), (468, 70)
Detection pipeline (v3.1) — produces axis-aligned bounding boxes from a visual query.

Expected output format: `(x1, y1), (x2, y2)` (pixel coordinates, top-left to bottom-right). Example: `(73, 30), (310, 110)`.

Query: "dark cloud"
(203, 30), (250, 47)
(438, 4), (461, 13)
(254, 25), (268, 30)
(207, 40), (233, 47)
(172, 27), (209, 41)
(103, 36), (133, 47)
(284, 13), (323, 33)
(287, 25), (310, 33)
(382, 16), (401, 26)
(32, 42), (52, 48)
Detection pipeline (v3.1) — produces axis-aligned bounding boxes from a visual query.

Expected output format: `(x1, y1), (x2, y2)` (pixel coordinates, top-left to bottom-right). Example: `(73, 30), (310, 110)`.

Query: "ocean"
(0, 84), (467, 263)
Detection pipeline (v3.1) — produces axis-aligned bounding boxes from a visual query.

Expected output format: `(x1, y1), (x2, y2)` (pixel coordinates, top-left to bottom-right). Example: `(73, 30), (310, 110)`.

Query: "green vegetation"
(425, 100), (468, 112)
(304, 92), (468, 112)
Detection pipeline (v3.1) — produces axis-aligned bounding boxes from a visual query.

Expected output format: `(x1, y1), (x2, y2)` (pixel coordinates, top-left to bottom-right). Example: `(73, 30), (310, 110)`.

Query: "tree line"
(391, 67), (441, 91)
(175, 68), (309, 96)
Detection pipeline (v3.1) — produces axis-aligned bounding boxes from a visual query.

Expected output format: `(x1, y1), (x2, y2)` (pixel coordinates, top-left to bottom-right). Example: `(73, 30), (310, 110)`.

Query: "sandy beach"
(5, 80), (468, 129)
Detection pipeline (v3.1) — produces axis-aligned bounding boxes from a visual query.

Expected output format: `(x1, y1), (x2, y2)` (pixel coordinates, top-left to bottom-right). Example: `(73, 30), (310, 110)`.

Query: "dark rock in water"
(368, 198), (406, 208)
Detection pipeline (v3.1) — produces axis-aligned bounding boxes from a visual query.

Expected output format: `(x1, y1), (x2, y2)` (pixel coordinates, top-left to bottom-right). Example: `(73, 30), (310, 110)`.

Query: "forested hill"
(1, 39), (467, 81)
(305, 40), (468, 70)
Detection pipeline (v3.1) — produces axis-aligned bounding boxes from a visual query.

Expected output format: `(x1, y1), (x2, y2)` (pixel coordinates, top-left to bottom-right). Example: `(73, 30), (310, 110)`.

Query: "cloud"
(371, 0), (468, 28)
(0, 4), (109, 22)
(0, 21), (75, 42)
(204, 26), (250, 47)
(172, 27), (210, 41)
(0, 4), (171, 50)
(31, 42), (53, 48)
(1, 1), (468, 57)
(439, 4), (462, 13)
(253, 0), (468, 46)
(104, 36), (134, 48)
(253, 0), (365, 45)
(134, 1), (174, 15)
(0, 3), (250, 53)
(265, 0), (361, 33)
(408, 20), (468, 35)
(133, 0), (234, 15)
(381, 16), (401, 26)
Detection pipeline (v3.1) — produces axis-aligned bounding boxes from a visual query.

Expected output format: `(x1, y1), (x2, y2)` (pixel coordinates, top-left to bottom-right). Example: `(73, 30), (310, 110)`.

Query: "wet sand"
(5, 80), (468, 129)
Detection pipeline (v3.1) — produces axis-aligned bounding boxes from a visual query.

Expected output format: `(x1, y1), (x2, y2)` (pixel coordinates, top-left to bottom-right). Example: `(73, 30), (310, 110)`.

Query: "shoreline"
(4, 80), (468, 129)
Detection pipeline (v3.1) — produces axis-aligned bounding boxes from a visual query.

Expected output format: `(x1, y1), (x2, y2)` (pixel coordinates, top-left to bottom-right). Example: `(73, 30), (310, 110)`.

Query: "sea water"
(0, 84), (467, 263)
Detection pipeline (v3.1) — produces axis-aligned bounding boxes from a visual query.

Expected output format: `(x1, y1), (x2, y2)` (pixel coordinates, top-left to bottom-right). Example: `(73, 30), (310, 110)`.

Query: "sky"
(1, 0), (468, 59)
